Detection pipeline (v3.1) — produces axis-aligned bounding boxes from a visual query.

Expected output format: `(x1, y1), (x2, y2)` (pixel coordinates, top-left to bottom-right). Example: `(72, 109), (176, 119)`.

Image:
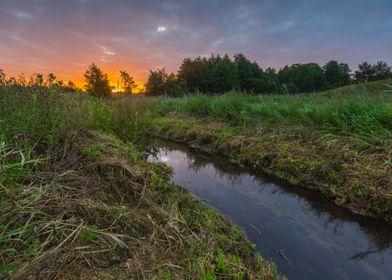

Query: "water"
(148, 140), (392, 280)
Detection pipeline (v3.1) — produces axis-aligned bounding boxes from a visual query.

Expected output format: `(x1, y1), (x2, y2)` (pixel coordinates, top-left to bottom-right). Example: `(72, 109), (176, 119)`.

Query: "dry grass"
(1, 128), (282, 279)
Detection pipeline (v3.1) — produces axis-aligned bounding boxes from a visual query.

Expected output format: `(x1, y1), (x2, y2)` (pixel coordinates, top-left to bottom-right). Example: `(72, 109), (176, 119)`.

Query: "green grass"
(141, 80), (392, 222)
(1, 79), (390, 277)
(0, 87), (282, 279)
(147, 82), (392, 148)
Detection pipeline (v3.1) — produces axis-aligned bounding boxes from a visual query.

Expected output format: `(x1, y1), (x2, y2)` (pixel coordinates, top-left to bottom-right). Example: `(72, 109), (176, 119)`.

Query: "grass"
(0, 87), (282, 279)
(141, 79), (392, 222)
(1, 79), (390, 278)
(147, 82), (392, 149)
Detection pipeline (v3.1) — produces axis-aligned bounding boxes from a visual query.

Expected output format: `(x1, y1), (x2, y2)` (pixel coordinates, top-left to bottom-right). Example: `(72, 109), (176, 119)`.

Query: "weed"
(216, 249), (227, 273)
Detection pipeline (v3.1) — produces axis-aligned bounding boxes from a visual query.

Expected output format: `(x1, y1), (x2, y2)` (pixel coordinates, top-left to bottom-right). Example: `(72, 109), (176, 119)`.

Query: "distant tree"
(84, 63), (111, 97)
(278, 63), (327, 93)
(210, 54), (239, 93)
(177, 56), (212, 92)
(145, 68), (168, 96)
(373, 61), (391, 80)
(278, 65), (297, 93)
(254, 73), (282, 94)
(178, 53), (286, 94)
(29, 73), (44, 87)
(163, 73), (187, 97)
(234, 53), (263, 92)
(46, 73), (57, 87)
(354, 62), (376, 83)
(323, 60), (351, 88)
(0, 69), (5, 87)
(339, 63), (352, 83)
(299, 64), (327, 92)
(145, 69), (186, 97)
(16, 74), (27, 87)
(66, 80), (76, 90)
(119, 70), (137, 94)
(7, 77), (17, 86)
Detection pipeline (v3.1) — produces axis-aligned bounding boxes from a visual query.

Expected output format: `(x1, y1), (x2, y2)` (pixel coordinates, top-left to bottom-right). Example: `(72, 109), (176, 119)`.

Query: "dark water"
(148, 140), (392, 280)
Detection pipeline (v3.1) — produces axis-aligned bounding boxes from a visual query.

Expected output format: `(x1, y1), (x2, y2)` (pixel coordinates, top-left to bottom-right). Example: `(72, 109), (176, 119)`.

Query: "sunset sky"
(1, 0), (391, 89)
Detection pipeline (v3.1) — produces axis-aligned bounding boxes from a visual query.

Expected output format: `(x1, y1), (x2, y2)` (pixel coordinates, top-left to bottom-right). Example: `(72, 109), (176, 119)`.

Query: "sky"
(0, 0), (391, 89)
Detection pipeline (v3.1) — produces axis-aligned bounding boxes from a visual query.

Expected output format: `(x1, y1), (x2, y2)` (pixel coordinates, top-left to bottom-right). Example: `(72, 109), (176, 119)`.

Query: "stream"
(148, 140), (392, 280)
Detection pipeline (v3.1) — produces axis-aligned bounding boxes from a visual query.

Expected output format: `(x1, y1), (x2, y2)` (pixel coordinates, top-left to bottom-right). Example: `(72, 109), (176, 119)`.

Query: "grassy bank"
(144, 80), (392, 222)
(0, 88), (282, 279)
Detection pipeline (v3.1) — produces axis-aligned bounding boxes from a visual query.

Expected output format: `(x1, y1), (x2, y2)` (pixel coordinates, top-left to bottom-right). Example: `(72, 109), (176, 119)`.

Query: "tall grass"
(0, 87), (282, 279)
(148, 90), (392, 147)
(0, 88), (150, 148)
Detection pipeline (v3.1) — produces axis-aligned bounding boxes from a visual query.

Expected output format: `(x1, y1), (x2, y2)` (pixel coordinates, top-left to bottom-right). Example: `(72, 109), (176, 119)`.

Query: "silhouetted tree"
(7, 77), (17, 86)
(84, 63), (111, 97)
(119, 70), (137, 94)
(29, 73), (44, 87)
(146, 69), (186, 97)
(145, 68), (168, 96)
(66, 81), (76, 90)
(177, 56), (213, 92)
(17, 74), (27, 87)
(163, 73), (187, 97)
(46, 73), (56, 87)
(0, 69), (5, 87)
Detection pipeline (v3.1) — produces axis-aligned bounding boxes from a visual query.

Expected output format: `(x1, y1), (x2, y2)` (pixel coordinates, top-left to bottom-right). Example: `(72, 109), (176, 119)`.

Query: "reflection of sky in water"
(149, 144), (392, 280)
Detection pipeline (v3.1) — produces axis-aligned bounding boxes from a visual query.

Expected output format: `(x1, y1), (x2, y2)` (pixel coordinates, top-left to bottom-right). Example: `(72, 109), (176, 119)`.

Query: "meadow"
(0, 87), (282, 279)
(1, 79), (391, 279)
(144, 79), (392, 222)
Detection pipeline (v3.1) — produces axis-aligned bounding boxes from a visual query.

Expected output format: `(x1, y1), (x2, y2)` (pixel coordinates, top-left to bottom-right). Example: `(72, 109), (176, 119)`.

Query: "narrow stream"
(148, 140), (392, 280)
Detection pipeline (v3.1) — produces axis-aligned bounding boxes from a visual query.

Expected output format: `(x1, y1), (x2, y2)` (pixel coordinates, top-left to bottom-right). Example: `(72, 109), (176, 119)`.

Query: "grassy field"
(1, 80), (391, 278)
(0, 88), (282, 279)
(144, 79), (392, 222)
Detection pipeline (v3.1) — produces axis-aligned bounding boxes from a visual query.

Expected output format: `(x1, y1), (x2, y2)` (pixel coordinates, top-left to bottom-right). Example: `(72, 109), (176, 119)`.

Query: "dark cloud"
(0, 0), (391, 84)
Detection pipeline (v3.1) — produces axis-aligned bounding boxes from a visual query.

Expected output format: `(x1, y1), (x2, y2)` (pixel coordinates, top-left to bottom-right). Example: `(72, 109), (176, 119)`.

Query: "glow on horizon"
(2, 66), (147, 92)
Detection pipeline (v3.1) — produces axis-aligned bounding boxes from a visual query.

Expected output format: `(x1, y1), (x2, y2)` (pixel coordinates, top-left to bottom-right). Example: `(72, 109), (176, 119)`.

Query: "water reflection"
(148, 140), (392, 280)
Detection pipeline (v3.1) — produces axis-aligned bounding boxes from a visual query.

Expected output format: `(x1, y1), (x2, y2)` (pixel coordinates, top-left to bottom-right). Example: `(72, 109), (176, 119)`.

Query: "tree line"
(0, 64), (137, 97)
(1, 55), (391, 97)
(145, 54), (392, 96)
(0, 70), (77, 91)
